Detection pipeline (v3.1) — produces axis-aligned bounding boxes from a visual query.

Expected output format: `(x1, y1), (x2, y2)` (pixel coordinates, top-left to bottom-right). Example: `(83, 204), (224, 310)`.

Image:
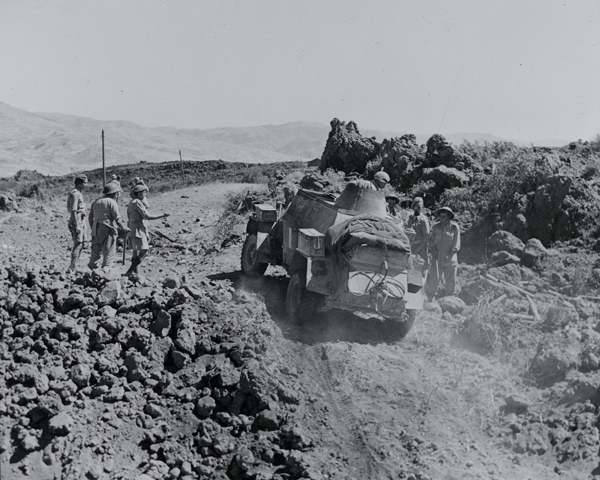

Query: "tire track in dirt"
(298, 343), (384, 479)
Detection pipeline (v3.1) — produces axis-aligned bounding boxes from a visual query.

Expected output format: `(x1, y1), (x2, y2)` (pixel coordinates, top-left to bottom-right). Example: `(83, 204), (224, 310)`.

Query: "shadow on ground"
(223, 272), (409, 346)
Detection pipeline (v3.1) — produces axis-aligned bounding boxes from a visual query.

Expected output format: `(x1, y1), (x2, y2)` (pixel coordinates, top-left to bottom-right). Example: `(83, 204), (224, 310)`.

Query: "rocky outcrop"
(425, 134), (474, 171)
(422, 165), (470, 189)
(0, 193), (19, 211)
(319, 118), (378, 174)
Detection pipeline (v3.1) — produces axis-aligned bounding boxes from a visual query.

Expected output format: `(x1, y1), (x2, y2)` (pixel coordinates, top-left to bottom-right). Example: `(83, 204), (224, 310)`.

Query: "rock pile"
(0, 264), (319, 479)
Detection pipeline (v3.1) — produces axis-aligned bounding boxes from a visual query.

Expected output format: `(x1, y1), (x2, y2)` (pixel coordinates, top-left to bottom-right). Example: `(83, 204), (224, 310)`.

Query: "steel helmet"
(373, 171), (390, 183)
(131, 184), (148, 194)
(436, 206), (455, 219)
(102, 183), (122, 195)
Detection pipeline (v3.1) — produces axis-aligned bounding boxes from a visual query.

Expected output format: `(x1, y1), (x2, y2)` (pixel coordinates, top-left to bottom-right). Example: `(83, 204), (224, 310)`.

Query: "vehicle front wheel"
(286, 271), (319, 324)
(241, 234), (268, 277)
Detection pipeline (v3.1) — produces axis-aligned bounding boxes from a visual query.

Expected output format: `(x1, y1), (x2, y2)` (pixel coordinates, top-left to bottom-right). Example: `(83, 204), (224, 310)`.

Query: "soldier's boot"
(125, 257), (142, 278)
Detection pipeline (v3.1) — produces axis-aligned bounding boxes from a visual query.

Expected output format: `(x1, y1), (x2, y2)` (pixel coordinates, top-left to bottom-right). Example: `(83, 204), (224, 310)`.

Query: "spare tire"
(241, 234), (267, 277)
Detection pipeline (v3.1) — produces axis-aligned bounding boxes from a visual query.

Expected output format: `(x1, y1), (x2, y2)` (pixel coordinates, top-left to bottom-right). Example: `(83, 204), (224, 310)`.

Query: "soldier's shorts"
(131, 232), (149, 253)
(69, 224), (85, 244)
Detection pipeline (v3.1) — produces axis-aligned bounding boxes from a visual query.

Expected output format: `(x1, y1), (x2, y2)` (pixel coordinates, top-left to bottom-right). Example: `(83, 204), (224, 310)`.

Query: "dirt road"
(0, 182), (584, 479)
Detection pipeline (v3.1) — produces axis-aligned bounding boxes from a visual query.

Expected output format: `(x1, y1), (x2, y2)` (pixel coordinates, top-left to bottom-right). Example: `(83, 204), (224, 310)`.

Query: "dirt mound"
(0, 264), (322, 479)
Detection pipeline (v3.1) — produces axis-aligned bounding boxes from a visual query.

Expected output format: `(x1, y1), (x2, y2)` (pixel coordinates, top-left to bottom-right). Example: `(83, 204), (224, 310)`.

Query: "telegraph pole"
(102, 130), (106, 187)
(179, 150), (184, 181)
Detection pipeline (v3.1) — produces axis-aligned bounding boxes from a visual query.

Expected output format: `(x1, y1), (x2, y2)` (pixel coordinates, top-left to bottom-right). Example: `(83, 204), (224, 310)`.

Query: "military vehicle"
(241, 182), (424, 335)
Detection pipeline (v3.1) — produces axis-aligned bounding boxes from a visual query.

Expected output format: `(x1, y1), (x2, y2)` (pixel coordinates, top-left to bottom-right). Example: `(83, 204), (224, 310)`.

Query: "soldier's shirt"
(430, 220), (461, 266)
(89, 197), (123, 239)
(127, 199), (151, 240)
(67, 189), (85, 227)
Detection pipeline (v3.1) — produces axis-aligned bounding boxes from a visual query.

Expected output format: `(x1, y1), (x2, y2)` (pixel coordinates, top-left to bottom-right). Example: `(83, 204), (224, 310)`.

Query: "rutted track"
(300, 343), (378, 479)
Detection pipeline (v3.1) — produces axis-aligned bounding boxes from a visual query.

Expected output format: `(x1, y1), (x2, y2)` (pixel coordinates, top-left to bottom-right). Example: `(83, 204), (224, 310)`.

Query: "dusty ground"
(1, 182), (598, 479)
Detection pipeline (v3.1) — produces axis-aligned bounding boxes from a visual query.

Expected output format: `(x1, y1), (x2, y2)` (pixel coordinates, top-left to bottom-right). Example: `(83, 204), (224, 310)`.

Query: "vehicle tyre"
(286, 271), (319, 324)
(394, 309), (418, 337)
(241, 234), (268, 277)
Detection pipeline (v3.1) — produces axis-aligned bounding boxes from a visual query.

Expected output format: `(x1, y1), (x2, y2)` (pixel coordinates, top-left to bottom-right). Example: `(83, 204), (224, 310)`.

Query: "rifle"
(122, 231), (128, 264)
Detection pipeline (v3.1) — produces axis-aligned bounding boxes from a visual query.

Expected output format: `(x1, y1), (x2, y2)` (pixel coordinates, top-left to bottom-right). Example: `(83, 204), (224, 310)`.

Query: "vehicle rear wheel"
(393, 309), (417, 337)
(286, 271), (319, 324)
(241, 234), (268, 277)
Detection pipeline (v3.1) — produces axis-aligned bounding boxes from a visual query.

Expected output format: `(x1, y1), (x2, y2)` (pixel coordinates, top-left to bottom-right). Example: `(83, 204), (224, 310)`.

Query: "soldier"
(124, 184), (169, 281)
(108, 174), (121, 188)
(353, 171), (390, 190)
(128, 177), (150, 207)
(385, 193), (401, 217)
(88, 183), (129, 271)
(406, 197), (430, 266)
(425, 206), (460, 299)
(66, 174), (88, 272)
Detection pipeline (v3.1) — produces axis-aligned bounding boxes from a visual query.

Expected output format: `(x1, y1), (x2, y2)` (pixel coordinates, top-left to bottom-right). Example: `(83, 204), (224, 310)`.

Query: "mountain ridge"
(0, 101), (565, 177)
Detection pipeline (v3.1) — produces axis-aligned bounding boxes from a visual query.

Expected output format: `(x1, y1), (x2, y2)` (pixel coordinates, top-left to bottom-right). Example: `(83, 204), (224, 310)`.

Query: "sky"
(1, 0), (599, 143)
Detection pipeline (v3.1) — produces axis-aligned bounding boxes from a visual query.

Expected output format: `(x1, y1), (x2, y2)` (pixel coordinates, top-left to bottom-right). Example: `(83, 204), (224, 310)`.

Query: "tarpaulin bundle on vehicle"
(326, 214), (411, 253)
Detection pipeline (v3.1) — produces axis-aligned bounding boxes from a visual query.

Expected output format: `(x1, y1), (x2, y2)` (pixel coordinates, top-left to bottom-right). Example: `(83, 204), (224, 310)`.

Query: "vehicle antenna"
(437, 63), (464, 135)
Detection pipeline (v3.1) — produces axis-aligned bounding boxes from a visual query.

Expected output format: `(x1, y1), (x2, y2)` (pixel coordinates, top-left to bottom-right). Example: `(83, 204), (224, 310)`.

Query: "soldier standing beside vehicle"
(385, 193), (401, 217)
(88, 183), (129, 271)
(353, 171), (390, 190)
(406, 197), (430, 267)
(66, 174), (88, 272)
(124, 184), (169, 281)
(425, 206), (460, 299)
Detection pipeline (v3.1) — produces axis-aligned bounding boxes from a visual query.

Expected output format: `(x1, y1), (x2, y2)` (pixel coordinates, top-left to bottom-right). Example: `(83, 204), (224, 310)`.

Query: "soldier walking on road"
(88, 183), (129, 271)
(425, 206), (460, 299)
(128, 177), (150, 207)
(124, 184), (169, 281)
(66, 175), (88, 272)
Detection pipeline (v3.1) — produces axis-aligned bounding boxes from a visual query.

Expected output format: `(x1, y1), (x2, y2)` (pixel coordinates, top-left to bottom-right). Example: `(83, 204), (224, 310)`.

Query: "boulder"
(529, 333), (581, 386)
(150, 310), (172, 337)
(163, 277), (180, 289)
(521, 239), (548, 269)
(558, 371), (600, 406)
(543, 303), (579, 332)
(490, 251), (520, 267)
(48, 411), (74, 436)
(96, 280), (121, 307)
(0, 194), (19, 211)
(438, 296), (466, 314)
(70, 364), (91, 388)
(488, 231), (525, 257)
(196, 396), (216, 419)
(421, 165), (470, 189)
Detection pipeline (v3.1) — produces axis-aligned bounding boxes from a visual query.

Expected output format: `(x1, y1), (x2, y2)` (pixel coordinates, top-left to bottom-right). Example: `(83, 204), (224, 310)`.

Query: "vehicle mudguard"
(246, 217), (275, 235)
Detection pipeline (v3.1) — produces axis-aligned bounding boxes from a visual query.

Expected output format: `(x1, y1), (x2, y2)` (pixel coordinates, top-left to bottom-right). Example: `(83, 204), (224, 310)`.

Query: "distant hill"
(0, 101), (559, 178)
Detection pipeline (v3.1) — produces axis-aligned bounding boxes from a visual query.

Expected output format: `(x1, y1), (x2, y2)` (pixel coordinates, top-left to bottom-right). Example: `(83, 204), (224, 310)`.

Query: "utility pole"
(179, 150), (184, 182)
(102, 130), (106, 187)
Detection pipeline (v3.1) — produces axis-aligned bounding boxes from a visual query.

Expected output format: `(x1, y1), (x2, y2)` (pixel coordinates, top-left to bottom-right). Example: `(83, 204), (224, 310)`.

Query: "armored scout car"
(241, 182), (424, 335)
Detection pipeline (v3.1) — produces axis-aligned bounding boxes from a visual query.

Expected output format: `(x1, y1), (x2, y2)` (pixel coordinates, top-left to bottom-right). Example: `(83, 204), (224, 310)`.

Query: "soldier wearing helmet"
(425, 206), (461, 299)
(88, 183), (129, 271)
(352, 170), (390, 191)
